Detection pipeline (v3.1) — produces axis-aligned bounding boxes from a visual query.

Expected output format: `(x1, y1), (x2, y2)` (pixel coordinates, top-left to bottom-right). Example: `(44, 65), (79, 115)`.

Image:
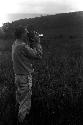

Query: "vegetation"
(0, 11), (83, 125)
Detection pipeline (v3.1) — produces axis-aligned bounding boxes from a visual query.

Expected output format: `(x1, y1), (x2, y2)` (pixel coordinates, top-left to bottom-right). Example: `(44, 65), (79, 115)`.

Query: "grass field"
(0, 39), (12, 52)
(0, 32), (83, 125)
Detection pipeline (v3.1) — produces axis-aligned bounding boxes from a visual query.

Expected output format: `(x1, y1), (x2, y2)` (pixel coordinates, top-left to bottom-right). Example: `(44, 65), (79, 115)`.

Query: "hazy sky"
(0, 0), (83, 26)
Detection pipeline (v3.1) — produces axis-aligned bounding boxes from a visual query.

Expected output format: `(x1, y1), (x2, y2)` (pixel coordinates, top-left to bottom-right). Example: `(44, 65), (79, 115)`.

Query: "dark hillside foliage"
(1, 11), (83, 40)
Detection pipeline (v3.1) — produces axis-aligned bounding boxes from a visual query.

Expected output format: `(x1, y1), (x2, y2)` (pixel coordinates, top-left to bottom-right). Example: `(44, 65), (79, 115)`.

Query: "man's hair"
(14, 26), (25, 39)
(26, 24), (34, 33)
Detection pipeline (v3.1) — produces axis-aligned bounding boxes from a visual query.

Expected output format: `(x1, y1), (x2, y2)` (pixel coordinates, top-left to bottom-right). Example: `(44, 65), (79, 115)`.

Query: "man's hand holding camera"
(24, 28), (43, 59)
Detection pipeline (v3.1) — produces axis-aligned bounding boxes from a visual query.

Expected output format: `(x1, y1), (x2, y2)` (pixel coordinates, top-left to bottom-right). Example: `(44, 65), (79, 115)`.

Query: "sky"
(0, 0), (83, 26)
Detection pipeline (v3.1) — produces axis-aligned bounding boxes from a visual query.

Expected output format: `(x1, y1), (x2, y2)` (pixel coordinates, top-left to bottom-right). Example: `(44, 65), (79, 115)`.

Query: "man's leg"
(15, 74), (32, 123)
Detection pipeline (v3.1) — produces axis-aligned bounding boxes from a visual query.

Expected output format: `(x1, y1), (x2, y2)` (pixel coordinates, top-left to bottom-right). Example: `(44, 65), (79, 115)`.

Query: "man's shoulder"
(12, 41), (26, 53)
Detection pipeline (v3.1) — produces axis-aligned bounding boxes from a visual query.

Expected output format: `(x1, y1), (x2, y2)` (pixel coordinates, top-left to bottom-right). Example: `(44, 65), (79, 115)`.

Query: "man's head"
(26, 24), (34, 33)
(26, 24), (40, 44)
(14, 26), (26, 39)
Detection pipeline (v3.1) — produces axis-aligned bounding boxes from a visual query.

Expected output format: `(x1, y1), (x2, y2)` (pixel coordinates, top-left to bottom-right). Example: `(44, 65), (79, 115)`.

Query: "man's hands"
(24, 43), (42, 59)
(25, 44), (37, 56)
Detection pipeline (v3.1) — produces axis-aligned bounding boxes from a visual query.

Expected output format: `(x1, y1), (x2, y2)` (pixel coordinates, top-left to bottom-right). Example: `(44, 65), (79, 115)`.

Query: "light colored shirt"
(12, 39), (42, 75)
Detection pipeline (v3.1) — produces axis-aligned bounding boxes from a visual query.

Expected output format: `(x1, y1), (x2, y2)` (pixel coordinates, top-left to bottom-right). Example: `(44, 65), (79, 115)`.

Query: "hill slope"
(0, 11), (83, 125)
(12, 11), (83, 34)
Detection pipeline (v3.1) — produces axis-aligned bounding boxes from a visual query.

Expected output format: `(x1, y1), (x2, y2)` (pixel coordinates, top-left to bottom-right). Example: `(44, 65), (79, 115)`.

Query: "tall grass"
(0, 36), (83, 124)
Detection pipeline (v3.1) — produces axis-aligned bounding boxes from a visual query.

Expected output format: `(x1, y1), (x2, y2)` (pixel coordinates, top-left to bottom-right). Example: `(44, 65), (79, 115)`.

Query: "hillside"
(12, 11), (83, 34)
(1, 11), (83, 51)
(0, 11), (83, 125)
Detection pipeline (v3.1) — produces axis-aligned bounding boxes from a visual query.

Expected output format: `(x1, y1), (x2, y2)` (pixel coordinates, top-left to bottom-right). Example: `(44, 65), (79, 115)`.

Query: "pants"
(15, 73), (32, 122)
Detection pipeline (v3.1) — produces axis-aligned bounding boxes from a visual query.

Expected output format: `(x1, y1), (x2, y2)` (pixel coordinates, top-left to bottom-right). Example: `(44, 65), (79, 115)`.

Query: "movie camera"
(25, 27), (43, 42)
(25, 27), (43, 47)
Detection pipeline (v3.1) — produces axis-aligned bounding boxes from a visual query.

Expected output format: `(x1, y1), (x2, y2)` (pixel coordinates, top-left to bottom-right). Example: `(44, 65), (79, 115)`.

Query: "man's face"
(21, 30), (28, 42)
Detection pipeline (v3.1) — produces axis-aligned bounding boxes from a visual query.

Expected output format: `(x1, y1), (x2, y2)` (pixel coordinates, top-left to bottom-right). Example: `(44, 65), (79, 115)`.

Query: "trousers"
(15, 73), (32, 122)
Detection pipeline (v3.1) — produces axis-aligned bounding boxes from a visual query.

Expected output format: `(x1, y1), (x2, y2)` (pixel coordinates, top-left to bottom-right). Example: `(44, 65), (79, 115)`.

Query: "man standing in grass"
(12, 25), (43, 124)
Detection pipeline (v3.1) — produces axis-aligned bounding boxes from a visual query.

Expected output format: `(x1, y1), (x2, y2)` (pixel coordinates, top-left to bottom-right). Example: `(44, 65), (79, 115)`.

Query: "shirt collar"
(15, 39), (25, 45)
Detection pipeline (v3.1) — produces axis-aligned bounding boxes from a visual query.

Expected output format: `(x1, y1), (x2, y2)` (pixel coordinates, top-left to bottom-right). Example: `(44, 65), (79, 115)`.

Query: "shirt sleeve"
(21, 44), (43, 59)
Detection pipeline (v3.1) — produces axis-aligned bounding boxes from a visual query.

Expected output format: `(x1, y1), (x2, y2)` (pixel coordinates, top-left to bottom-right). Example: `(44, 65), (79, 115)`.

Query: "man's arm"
(24, 43), (43, 59)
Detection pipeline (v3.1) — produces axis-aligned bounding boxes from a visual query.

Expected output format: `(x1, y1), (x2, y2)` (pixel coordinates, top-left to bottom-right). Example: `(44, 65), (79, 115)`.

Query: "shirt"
(12, 39), (42, 75)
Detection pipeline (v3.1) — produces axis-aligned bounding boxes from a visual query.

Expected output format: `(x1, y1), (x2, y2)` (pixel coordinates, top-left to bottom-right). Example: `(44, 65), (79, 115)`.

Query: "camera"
(39, 34), (43, 37)
(34, 31), (43, 37)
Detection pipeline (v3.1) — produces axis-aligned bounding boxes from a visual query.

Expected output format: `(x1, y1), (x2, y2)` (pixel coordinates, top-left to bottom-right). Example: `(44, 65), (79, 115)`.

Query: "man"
(12, 26), (43, 124)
